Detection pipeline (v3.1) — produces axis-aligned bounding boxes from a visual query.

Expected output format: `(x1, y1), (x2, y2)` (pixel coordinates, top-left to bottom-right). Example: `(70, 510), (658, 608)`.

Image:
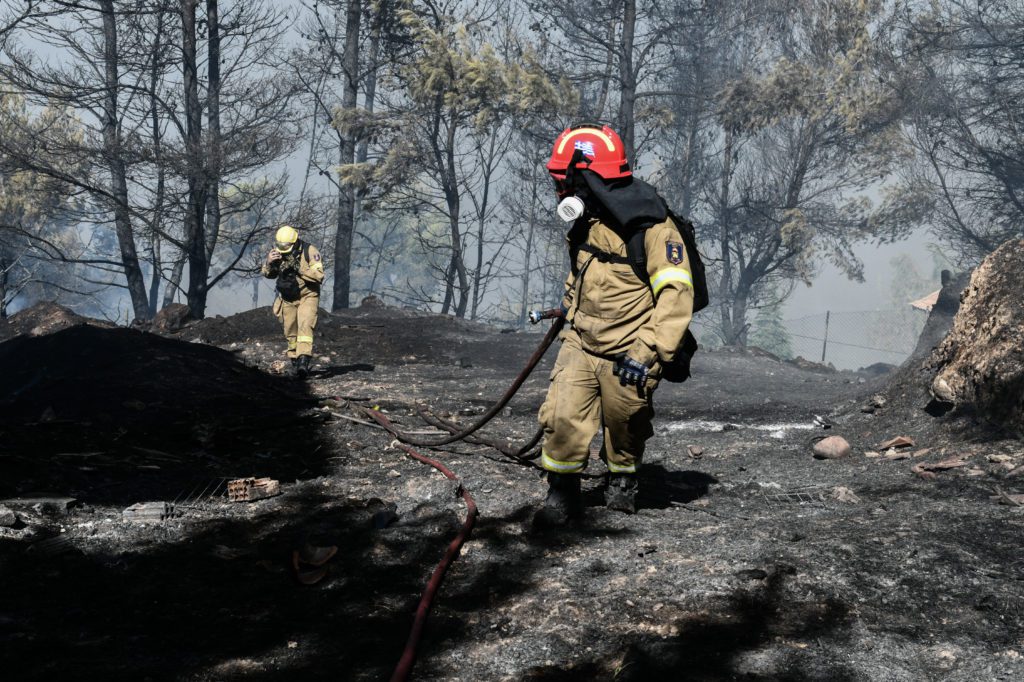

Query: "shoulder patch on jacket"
(666, 241), (685, 265)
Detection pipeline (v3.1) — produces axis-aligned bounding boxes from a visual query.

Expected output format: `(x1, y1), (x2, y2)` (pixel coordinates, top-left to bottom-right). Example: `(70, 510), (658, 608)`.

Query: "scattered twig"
(332, 410), (445, 437)
(670, 500), (749, 520)
(994, 486), (1024, 507)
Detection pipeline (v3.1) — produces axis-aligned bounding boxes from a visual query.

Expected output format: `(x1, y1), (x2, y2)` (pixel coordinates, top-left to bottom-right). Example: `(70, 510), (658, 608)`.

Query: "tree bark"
(101, 0), (150, 321)
(444, 113), (469, 318)
(617, 0), (637, 158)
(441, 255), (455, 315)
(357, 0), (382, 166)
(717, 125), (735, 344)
(332, 0), (361, 311)
(204, 0), (222, 265)
(470, 131), (498, 320)
(148, 5), (167, 316)
(181, 0), (208, 318)
(0, 257), (8, 319)
(163, 255), (186, 308)
(517, 159), (539, 327)
(148, 240), (161, 314)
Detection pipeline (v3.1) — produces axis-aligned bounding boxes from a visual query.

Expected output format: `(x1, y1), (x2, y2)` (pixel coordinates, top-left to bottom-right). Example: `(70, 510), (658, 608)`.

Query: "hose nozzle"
(528, 308), (565, 325)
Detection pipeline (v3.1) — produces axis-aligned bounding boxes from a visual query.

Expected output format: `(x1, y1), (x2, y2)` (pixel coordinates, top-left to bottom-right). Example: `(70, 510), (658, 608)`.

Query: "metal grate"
(762, 487), (829, 509)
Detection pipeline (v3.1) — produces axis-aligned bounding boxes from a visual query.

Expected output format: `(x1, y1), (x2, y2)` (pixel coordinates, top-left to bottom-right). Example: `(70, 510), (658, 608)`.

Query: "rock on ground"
(150, 302), (192, 332)
(812, 435), (851, 460)
(930, 239), (1024, 433)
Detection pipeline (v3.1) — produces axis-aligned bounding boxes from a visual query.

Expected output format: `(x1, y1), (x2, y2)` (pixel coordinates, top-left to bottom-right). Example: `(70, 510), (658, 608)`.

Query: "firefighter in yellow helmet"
(262, 225), (325, 378)
(535, 124), (696, 522)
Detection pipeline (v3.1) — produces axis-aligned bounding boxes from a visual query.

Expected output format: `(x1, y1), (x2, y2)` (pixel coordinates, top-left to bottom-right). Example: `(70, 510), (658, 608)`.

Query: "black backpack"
(275, 241), (318, 302)
(569, 209), (709, 383)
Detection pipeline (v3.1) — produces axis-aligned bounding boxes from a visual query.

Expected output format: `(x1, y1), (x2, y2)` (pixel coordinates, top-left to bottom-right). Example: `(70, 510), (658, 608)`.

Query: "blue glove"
(613, 354), (649, 388)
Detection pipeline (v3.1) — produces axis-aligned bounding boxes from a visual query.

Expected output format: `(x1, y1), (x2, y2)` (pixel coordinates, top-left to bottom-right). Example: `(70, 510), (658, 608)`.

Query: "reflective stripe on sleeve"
(541, 450), (586, 474)
(651, 267), (693, 297)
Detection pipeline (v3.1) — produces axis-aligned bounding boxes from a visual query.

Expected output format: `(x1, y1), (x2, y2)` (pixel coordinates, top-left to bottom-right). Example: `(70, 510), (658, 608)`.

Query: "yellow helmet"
(275, 225), (299, 253)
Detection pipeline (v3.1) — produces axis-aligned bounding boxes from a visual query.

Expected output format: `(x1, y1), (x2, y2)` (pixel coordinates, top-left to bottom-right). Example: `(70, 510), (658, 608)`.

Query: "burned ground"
(1, 303), (1022, 681)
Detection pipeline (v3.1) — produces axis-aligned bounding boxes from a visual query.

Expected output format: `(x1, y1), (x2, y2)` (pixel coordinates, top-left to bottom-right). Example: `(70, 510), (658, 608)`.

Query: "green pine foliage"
(749, 302), (794, 360)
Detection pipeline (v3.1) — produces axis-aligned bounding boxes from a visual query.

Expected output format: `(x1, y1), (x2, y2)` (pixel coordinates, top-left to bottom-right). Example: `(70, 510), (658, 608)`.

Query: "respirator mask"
(556, 195), (585, 222)
(554, 150), (591, 223)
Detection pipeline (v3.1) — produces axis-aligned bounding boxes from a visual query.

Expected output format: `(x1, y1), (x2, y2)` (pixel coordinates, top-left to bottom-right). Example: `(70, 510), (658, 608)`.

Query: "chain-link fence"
(782, 310), (928, 370)
(690, 308), (929, 371)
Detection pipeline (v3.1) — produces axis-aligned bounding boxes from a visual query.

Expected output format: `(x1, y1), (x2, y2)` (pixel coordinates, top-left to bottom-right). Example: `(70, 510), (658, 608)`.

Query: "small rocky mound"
(0, 301), (112, 341)
(929, 239), (1024, 433)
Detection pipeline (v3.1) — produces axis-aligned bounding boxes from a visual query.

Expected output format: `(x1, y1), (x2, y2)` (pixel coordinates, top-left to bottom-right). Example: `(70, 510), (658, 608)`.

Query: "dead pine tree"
(0, 1), (153, 320)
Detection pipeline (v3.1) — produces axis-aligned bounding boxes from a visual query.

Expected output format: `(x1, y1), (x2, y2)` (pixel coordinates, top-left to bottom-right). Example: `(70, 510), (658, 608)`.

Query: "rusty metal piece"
(227, 477), (281, 502)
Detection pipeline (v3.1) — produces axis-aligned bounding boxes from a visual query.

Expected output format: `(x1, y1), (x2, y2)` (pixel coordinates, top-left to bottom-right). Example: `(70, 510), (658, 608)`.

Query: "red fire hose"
(373, 316), (564, 447)
(365, 408), (478, 682)
(362, 316), (564, 680)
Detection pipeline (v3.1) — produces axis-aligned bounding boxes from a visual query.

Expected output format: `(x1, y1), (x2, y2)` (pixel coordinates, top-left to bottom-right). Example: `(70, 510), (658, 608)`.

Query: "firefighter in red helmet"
(534, 123), (696, 523)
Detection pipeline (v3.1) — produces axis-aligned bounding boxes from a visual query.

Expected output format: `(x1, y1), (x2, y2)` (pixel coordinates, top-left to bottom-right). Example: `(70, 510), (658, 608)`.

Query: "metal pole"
(821, 310), (830, 363)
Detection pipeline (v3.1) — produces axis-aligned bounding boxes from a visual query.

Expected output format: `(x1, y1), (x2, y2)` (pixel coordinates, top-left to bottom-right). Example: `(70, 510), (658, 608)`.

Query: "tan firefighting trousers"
(538, 331), (659, 475)
(273, 293), (319, 358)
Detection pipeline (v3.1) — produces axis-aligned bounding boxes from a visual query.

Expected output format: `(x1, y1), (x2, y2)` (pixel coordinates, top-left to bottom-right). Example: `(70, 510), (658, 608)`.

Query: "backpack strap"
(573, 230), (652, 288)
(577, 243), (629, 265)
(625, 229), (649, 288)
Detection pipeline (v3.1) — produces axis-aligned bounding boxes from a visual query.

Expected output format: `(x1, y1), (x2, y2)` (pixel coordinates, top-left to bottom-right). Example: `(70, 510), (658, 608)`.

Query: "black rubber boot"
(289, 357), (300, 376)
(605, 473), (638, 514)
(534, 473), (582, 527)
(296, 355), (311, 378)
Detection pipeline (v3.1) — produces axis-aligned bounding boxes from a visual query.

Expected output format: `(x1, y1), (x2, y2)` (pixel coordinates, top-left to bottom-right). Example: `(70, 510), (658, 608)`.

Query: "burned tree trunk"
(101, 0), (150, 321)
(181, 0), (208, 319)
(204, 0), (222, 265)
(617, 0), (637, 159)
(331, 0), (361, 312)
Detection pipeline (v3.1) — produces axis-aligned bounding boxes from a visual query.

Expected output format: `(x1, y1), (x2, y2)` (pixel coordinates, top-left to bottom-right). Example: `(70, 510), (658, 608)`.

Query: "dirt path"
(1, 307), (1022, 680)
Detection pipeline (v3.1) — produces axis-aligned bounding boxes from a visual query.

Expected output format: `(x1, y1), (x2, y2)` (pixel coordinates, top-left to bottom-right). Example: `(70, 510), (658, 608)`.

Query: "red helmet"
(546, 123), (631, 180)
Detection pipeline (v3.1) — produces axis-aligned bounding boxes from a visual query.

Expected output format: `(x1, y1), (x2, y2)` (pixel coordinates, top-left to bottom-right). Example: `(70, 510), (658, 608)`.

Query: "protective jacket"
(560, 216), (694, 370)
(261, 241), (325, 300)
(262, 240), (325, 359)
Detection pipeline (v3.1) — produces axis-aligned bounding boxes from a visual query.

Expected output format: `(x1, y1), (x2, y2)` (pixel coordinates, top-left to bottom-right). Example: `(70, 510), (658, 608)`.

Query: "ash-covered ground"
(1, 302), (1022, 681)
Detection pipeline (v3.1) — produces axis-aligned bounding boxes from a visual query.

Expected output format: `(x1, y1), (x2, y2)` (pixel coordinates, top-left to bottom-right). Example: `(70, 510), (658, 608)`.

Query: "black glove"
(613, 354), (649, 388)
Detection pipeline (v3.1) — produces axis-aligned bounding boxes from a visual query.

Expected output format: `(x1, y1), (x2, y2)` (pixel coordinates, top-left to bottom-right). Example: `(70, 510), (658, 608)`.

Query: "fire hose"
(361, 311), (563, 681)
(370, 313), (564, 448)
(365, 409), (479, 682)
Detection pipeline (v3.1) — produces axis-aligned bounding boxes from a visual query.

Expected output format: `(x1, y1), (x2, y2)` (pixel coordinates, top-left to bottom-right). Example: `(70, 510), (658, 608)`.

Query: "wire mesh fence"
(689, 308), (929, 371)
(782, 309), (928, 370)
